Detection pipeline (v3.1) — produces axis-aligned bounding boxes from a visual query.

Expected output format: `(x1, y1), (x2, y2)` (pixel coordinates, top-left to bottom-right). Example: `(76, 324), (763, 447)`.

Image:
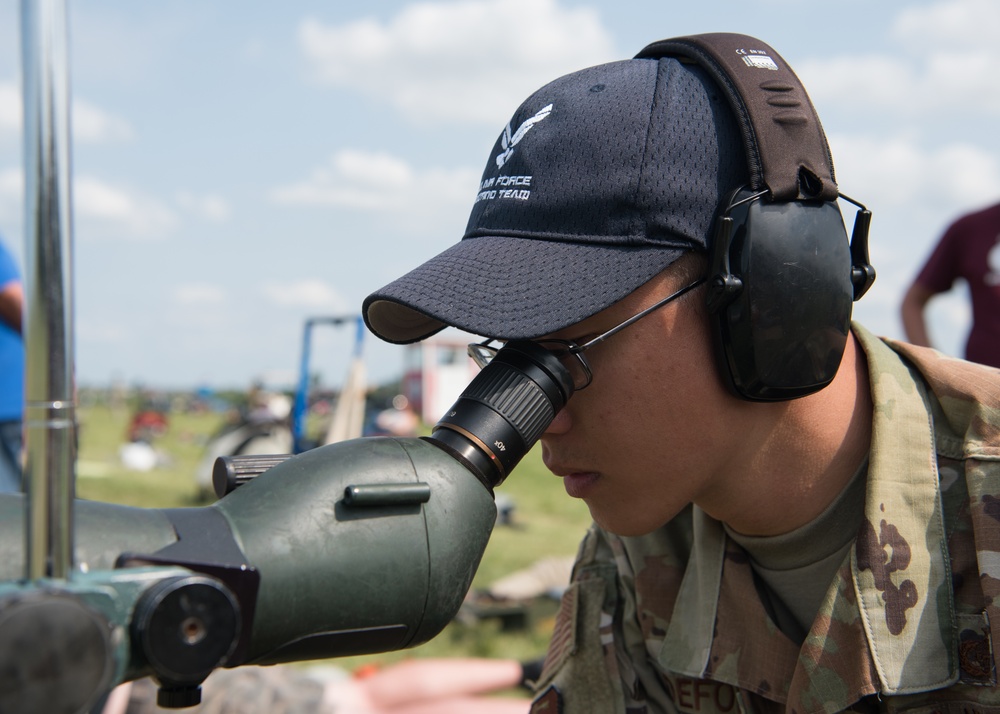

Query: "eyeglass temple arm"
(576, 278), (707, 352)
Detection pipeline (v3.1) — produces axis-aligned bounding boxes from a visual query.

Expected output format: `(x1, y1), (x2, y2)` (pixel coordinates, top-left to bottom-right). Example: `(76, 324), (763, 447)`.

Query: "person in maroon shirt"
(901, 200), (1000, 368)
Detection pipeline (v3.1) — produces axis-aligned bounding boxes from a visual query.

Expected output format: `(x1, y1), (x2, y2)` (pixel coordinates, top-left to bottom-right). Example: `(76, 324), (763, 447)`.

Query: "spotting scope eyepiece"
(426, 340), (575, 490)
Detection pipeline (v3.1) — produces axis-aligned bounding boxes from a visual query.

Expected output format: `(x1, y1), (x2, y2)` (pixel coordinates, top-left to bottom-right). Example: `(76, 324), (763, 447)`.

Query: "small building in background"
(402, 338), (479, 425)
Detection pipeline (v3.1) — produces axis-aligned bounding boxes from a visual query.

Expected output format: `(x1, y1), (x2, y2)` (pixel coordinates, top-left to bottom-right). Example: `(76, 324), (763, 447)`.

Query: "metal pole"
(292, 320), (315, 453)
(21, 0), (76, 580)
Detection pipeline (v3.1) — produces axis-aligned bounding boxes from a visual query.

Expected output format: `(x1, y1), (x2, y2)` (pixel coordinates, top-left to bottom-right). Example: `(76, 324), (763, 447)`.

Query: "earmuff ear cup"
(635, 33), (873, 401)
(707, 191), (854, 401)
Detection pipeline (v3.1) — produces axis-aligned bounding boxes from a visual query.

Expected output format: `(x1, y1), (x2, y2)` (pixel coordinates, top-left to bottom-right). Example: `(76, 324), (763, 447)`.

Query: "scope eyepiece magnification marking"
(426, 340), (575, 489)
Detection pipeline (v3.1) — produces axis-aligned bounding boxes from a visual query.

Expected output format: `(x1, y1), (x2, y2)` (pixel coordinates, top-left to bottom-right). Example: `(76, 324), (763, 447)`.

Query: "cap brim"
(363, 234), (686, 344)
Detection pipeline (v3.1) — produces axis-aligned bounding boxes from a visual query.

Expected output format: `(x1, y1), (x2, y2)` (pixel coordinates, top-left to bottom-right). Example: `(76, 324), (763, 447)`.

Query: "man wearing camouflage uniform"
(527, 328), (1000, 713)
(363, 33), (1000, 714)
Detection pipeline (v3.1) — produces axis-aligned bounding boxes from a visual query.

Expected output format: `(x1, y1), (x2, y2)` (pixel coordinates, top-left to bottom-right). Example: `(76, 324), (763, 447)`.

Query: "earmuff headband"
(636, 33), (837, 202)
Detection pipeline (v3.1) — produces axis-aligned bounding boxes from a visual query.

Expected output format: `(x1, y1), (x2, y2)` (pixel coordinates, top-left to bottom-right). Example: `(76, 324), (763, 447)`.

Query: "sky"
(0, 0), (997, 391)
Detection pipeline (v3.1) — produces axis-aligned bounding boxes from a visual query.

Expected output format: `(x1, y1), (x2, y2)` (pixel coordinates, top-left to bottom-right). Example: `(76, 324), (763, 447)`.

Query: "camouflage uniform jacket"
(529, 324), (1000, 714)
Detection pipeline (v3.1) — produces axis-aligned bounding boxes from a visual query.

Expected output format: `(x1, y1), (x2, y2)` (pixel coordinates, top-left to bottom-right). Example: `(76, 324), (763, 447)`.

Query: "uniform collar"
(655, 325), (956, 704)
(850, 324), (956, 694)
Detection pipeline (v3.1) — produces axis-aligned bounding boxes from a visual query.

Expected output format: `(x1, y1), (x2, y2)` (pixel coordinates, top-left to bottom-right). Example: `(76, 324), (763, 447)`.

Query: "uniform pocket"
(531, 575), (626, 714)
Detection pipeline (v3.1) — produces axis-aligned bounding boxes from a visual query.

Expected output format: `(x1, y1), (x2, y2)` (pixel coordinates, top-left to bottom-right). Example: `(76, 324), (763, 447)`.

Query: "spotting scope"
(0, 340), (574, 713)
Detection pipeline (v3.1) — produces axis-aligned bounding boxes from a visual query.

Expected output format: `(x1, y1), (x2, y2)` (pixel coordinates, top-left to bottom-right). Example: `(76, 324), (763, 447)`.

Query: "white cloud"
(800, 50), (1000, 117)
(0, 83), (20, 135)
(261, 279), (349, 311)
(270, 148), (479, 217)
(171, 284), (228, 306)
(1, 172), (178, 240)
(332, 151), (413, 188)
(0, 168), (21, 225)
(830, 132), (1000, 214)
(74, 176), (176, 238)
(298, 0), (616, 124)
(175, 191), (230, 222)
(799, 0), (1000, 116)
(892, 0), (1000, 46)
(72, 100), (134, 142)
(0, 80), (135, 142)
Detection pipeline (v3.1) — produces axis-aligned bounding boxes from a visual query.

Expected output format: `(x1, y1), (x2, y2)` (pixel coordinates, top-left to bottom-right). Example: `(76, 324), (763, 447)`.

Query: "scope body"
(0, 437), (496, 712)
(0, 437), (496, 662)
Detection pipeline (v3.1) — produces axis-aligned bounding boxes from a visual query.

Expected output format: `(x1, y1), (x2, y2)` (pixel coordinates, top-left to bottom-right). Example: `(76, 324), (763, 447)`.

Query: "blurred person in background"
(901, 199), (1000, 368)
(103, 657), (534, 714)
(0, 235), (24, 493)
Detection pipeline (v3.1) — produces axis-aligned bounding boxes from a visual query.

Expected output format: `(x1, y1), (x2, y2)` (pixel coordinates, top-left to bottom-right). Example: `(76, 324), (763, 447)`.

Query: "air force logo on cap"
(495, 103), (553, 169)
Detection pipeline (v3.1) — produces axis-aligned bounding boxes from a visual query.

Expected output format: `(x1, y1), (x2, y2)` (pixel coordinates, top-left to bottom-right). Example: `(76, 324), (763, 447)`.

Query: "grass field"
(74, 400), (593, 671)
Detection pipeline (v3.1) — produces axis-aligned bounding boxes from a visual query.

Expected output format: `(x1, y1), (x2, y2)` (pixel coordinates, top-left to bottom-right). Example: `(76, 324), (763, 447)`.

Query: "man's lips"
(558, 471), (600, 499)
(543, 448), (600, 498)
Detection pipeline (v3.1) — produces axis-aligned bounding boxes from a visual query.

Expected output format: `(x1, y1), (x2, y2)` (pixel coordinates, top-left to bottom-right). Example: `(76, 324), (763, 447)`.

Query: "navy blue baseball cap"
(363, 55), (748, 344)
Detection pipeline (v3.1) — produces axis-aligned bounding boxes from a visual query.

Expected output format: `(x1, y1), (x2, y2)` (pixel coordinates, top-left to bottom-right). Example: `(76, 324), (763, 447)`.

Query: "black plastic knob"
(132, 575), (240, 687)
(213, 454), (294, 498)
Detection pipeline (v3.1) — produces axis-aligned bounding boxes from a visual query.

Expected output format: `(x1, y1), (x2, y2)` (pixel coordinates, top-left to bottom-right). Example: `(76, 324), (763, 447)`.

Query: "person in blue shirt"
(0, 237), (24, 493)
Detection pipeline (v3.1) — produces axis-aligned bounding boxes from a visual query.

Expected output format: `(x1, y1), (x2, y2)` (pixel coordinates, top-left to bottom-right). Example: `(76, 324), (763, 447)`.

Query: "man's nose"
(543, 407), (571, 435)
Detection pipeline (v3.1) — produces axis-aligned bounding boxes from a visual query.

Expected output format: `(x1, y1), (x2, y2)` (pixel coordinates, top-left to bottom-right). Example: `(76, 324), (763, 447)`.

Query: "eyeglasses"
(468, 277), (706, 391)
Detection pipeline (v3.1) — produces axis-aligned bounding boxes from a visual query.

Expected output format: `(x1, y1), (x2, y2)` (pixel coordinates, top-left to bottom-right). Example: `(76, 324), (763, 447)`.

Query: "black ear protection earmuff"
(635, 34), (876, 401)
